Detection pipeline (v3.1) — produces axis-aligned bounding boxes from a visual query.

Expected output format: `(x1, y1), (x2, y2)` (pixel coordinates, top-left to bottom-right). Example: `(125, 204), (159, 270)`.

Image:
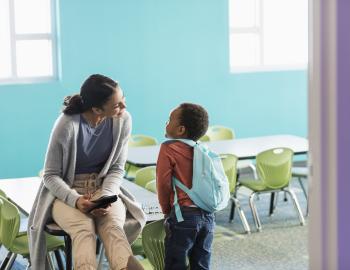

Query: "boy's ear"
(178, 125), (186, 135)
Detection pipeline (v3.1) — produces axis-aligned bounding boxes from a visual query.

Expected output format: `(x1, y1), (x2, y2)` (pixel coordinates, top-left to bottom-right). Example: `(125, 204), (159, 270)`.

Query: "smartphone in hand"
(89, 195), (118, 212)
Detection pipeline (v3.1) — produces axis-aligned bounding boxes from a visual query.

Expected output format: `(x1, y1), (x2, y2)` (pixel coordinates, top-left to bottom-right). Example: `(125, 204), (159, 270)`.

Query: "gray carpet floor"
(0, 172), (309, 270)
(211, 177), (308, 270)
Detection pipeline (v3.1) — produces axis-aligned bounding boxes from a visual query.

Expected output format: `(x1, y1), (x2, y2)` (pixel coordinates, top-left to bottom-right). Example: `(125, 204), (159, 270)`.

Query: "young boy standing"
(156, 103), (214, 270)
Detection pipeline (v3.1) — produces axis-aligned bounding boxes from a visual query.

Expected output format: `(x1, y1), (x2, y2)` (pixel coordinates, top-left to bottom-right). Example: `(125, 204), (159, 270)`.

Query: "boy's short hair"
(178, 103), (209, 141)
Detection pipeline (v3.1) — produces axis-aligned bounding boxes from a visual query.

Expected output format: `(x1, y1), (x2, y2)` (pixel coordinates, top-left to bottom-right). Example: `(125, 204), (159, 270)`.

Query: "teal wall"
(0, 0), (307, 178)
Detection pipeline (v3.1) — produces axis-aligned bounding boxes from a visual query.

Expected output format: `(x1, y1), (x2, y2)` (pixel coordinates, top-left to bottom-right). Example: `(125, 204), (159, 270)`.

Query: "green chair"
(220, 154), (250, 233)
(198, 134), (210, 142)
(0, 189), (7, 249)
(0, 189), (6, 198)
(206, 125), (257, 179)
(142, 219), (166, 270)
(0, 195), (65, 269)
(137, 258), (153, 269)
(129, 135), (158, 147)
(238, 148), (305, 232)
(145, 180), (157, 193)
(135, 166), (156, 188)
(131, 235), (146, 257)
(206, 125), (234, 141)
(132, 166), (156, 261)
(126, 135), (158, 179)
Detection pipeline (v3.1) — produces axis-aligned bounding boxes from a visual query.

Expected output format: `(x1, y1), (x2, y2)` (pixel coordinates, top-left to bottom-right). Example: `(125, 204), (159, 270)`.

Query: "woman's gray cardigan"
(28, 112), (146, 270)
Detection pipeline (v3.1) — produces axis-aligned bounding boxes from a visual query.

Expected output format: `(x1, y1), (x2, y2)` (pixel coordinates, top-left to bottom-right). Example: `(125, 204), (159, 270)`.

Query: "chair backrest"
(0, 189), (7, 198)
(145, 179), (157, 193)
(206, 125), (235, 141)
(134, 166), (156, 187)
(142, 219), (166, 270)
(256, 148), (293, 189)
(0, 195), (20, 249)
(220, 154), (238, 193)
(129, 135), (158, 147)
(0, 198), (2, 244)
(199, 134), (210, 142)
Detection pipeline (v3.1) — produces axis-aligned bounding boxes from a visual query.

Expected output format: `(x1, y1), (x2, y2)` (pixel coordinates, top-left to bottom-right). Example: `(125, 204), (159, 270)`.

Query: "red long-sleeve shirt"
(156, 141), (194, 215)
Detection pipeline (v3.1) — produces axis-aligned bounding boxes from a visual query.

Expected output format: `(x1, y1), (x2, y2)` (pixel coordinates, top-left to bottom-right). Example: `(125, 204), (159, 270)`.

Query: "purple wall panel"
(337, 0), (350, 269)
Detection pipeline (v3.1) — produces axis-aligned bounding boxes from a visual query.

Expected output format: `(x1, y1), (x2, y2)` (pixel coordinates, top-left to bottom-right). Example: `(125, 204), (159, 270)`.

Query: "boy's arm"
(156, 144), (174, 215)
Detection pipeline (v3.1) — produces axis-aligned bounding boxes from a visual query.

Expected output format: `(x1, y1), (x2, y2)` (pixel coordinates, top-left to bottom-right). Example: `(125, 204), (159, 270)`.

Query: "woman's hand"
(90, 204), (111, 217)
(75, 194), (95, 213)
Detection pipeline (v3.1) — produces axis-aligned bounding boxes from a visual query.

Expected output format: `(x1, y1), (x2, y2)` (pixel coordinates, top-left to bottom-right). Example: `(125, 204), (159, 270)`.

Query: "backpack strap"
(172, 177), (184, 222)
(172, 177), (194, 222)
(167, 138), (198, 222)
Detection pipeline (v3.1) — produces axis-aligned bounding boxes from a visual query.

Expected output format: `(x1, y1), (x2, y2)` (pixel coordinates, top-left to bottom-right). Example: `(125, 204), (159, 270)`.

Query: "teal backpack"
(168, 139), (230, 222)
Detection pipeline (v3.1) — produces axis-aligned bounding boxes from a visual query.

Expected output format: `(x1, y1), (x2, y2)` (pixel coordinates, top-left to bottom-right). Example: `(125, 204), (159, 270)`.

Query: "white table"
(127, 135), (308, 166)
(0, 177), (163, 221)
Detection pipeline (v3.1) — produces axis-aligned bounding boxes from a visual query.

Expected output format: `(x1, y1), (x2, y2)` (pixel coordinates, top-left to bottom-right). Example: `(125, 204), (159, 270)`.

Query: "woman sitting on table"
(28, 74), (146, 270)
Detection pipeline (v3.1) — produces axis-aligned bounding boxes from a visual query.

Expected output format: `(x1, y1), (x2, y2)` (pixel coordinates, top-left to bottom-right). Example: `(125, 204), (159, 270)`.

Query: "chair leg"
(96, 237), (102, 255)
(2, 253), (17, 270)
(54, 249), (65, 270)
(64, 234), (73, 270)
(0, 252), (11, 270)
(229, 199), (236, 222)
(249, 192), (262, 232)
(297, 177), (308, 199)
(232, 197), (251, 234)
(285, 188), (306, 226)
(46, 253), (55, 270)
(297, 176), (309, 216)
(269, 192), (275, 215)
(229, 188), (238, 222)
(248, 163), (258, 180)
(97, 246), (105, 270)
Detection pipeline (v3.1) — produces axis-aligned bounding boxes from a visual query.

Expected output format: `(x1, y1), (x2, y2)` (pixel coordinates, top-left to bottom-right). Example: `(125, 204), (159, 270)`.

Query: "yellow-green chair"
(206, 125), (257, 179)
(131, 166), (156, 261)
(206, 125), (234, 141)
(0, 189), (6, 199)
(0, 195), (65, 269)
(129, 135), (158, 147)
(138, 257), (153, 269)
(238, 148), (305, 232)
(198, 134), (210, 142)
(0, 189), (7, 249)
(142, 219), (166, 270)
(126, 135), (158, 179)
(145, 180), (157, 194)
(220, 154), (250, 233)
(131, 235), (146, 257)
(135, 166), (156, 188)
(126, 165), (156, 262)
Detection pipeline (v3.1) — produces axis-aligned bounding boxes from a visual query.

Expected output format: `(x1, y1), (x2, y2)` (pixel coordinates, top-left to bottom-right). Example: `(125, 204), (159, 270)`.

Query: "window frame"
(229, 0), (308, 73)
(0, 0), (59, 84)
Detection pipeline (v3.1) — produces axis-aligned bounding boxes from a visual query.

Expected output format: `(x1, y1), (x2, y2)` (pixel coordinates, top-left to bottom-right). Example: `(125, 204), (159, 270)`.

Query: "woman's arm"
(42, 115), (81, 208)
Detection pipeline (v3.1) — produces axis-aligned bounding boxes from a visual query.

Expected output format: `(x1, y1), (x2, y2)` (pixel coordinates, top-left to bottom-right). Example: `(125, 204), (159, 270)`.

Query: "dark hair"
(63, 74), (118, 115)
(178, 103), (209, 141)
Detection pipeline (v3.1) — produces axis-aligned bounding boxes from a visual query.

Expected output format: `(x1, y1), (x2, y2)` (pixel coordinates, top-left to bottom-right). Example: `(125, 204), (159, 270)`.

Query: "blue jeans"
(164, 206), (215, 270)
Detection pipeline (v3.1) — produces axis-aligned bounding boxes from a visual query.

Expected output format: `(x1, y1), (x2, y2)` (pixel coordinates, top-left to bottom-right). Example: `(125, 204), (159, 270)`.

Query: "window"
(0, 0), (58, 83)
(229, 0), (308, 73)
